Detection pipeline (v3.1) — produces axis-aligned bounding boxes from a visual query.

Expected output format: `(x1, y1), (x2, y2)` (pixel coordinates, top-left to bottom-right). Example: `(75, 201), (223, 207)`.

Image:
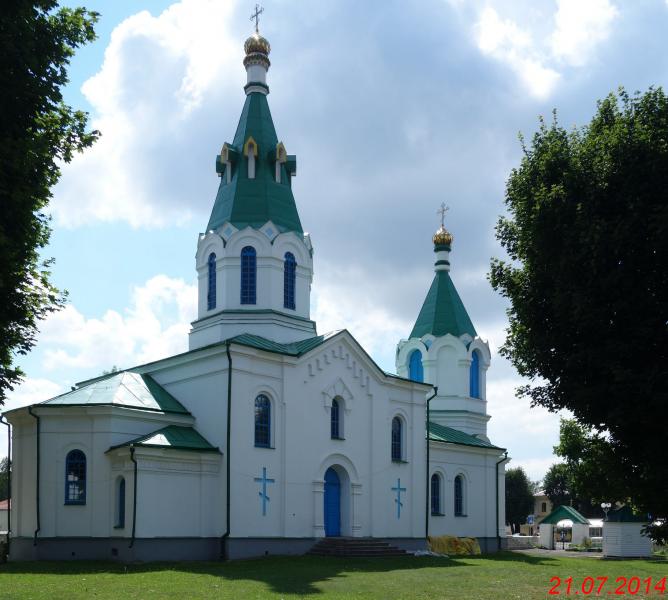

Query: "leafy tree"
(490, 88), (668, 542)
(505, 466), (535, 534)
(0, 457), (9, 501)
(542, 463), (572, 509)
(0, 1), (99, 405)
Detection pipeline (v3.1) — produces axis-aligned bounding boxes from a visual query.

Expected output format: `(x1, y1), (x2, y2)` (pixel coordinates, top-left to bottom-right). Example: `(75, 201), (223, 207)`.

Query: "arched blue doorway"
(324, 467), (341, 537)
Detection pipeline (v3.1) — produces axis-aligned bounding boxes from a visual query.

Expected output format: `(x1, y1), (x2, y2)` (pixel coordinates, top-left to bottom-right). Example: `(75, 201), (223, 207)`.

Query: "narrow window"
(241, 246), (257, 304)
(283, 252), (296, 310)
(254, 394), (271, 448)
(65, 450), (86, 505)
(391, 416), (402, 461)
(408, 349), (423, 382)
(454, 475), (464, 516)
(331, 398), (341, 439)
(207, 252), (216, 310)
(541, 502), (547, 513)
(116, 477), (126, 528)
(431, 473), (442, 515)
(469, 350), (480, 398)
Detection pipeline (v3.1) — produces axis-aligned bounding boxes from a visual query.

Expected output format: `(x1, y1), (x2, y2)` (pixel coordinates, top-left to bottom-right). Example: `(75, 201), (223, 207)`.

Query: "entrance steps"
(307, 537), (409, 557)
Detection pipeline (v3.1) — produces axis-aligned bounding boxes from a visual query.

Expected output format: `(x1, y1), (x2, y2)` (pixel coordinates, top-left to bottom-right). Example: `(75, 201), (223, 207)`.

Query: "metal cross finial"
(437, 202), (450, 228)
(250, 3), (264, 33)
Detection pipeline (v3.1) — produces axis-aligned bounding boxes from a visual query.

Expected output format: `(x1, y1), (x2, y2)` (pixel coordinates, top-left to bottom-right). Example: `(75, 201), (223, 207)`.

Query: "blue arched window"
(431, 473), (442, 515)
(207, 252), (216, 310)
(454, 475), (464, 516)
(391, 416), (403, 461)
(331, 398), (341, 439)
(470, 350), (481, 398)
(254, 394), (271, 448)
(116, 477), (126, 528)
(65, 449), (86, 505)
(408, 349), (423, 382)
(241, 246), (257, 304)
(283, 252), (296, 310)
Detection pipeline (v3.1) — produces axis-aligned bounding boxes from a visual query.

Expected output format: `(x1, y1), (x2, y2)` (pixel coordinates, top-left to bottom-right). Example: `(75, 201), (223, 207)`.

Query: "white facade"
(603, 522), (652, 558)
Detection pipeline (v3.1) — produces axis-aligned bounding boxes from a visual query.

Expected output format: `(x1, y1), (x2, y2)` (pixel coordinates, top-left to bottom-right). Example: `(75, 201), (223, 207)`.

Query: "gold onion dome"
(433, 226), (453, 246)
(244, 32), (271, 56)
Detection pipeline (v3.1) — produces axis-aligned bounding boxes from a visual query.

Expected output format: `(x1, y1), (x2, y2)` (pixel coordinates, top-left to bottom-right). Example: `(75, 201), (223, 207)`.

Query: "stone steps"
(307, 537), (409, 557)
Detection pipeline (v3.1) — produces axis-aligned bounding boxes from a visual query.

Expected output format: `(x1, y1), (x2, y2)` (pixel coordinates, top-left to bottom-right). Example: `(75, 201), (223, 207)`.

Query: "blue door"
(324, 467), (341, 537)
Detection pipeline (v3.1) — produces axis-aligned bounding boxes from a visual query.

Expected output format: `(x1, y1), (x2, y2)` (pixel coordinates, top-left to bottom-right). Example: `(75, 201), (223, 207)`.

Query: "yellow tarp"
(428, 535), (481, 555)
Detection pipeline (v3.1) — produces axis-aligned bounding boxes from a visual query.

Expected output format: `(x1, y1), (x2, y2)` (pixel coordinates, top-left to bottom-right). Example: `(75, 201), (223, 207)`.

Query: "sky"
(3, 0), (668, 482)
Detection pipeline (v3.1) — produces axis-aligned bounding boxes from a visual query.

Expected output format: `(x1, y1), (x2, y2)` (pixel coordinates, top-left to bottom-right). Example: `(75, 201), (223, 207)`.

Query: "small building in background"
(537, 505), (589, 549)
(603, 506), (652, 558)
(520, 491), (553, 536)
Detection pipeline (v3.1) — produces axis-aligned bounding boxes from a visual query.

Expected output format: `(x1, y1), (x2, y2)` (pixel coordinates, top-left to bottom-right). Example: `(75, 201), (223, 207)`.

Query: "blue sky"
(4, 0), (668, 481)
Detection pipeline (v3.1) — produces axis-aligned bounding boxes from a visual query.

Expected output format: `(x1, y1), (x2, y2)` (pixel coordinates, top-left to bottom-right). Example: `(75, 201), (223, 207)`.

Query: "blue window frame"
(283, 252), (296, 310)
(408, 349), (423, 382)
(454, 475), (464, 516)
(470, 350), (480, 398)
(207, 252), (216, 310)
(65, 449), (86, 505)
(241, 246), (257, 305)
(431, 473), (442, 515)
(116, 477), (126, 528)
(254, 394), (271, 448)
(391, 416), (402, 461)
(331, 398), (341, 439)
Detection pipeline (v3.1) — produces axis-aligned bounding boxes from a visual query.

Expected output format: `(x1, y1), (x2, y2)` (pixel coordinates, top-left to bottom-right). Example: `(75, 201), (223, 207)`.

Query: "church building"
(4, 25), (508, 561)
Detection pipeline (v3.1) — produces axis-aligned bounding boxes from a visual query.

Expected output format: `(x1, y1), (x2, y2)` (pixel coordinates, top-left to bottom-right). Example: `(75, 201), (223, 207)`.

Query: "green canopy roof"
(410, 270), (476, 339)
(109, 425), (219, 453)
(38, 371), (190, 415)
(207, 92), (303, 234)
(428, 421), (504, 450)
(538, 505), (590, 525)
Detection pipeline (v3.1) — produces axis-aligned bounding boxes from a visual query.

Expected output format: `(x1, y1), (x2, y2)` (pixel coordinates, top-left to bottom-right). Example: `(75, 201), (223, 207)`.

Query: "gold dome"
(433, 226), (453, 247)
(244, 33), (271, 56)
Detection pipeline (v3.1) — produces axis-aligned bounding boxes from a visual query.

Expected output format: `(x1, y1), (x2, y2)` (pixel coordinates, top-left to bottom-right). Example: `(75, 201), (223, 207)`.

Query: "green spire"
(206, 92), (303, 234)
(410, 269), (476, 339)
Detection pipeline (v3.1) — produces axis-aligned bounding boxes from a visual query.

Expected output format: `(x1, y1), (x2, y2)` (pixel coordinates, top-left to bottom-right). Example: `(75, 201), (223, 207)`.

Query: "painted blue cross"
(392, 478), (407, 519)
(254, 467), (275, 516)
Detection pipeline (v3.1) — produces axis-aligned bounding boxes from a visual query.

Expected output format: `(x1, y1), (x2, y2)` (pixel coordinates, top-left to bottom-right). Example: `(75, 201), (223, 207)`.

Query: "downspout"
(424, 386), (438, 540)
(496, 450), (508, 551)
(220, 340), (232, 559)
(129, 446), (137, 548)
(27, 407), (40, 546)
(1, 415), (10, 556)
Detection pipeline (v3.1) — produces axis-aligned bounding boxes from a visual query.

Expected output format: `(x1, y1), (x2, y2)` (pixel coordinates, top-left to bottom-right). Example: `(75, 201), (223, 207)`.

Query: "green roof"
(38, 371), (190, 415)
(538, 505), (590, 525)
(410, 270), (476, 339)
(108, 425), (219, 453)
(207, 92), (303, 234)
(606, 506), (648, 523)
(428, 421), (504, 450)
(229, 331), (337, 356)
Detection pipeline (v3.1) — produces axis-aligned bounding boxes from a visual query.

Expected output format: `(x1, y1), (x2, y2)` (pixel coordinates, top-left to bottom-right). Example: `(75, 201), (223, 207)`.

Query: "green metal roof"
(207, 92), (303, 234)
(538, 505), (590, 525)
(605, 506), (648, 523)
(428, 421), (504, 450)
(38, 371), (190, 415)
(410, 270), (476, 339)
(228, 331), (338, 356)
(108, 425), (219, 453)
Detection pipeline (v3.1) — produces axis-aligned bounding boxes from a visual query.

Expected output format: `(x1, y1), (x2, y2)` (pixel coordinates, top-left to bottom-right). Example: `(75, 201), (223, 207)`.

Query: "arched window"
(431, 473), (442, 515)
(254, 394), (271, 448)
(241, 246), (257, 305)
(408, 349), (423, 382)
(454, 475), (465, 516)
(207, 252), (216, 310)
(283, 252), (296, 310)
(470, 350), (481, 399)
(65, 449), (86, 505)
(391, 416), (403, 461)
(331, 398), (341, 439)
(115, 477), (126, 528)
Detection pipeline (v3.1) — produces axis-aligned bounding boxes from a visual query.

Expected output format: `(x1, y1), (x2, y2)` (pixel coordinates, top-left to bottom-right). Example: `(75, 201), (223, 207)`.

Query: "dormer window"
(275, 142), (287, 183)
(244, 136), (258, 179)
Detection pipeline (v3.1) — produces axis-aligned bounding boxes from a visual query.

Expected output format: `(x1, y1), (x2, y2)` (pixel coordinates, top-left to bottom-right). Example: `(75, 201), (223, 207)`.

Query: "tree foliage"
(490, 88), (668, 541)
(0, 457), (9, 501)
(505, 466), (535, 534)
(0, 1), (99, 404)
(542, 463), (572, 510)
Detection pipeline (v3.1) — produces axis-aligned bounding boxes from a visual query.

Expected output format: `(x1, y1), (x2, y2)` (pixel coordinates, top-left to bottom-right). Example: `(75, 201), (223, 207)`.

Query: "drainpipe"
(424, 386), (438, 540)
(1, 415), (10, 556)
(129, 446), (137, 548)
(27, 407), (40, 546)
(220, 340), (232, 559)
(496, 451), (508, 551)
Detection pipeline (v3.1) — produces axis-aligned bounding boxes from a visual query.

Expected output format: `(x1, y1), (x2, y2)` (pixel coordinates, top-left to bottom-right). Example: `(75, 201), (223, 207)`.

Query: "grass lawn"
(0, 551), (666, 599)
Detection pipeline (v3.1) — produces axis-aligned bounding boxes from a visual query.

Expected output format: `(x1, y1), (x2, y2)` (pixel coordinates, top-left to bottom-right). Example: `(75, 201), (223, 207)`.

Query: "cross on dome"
(250, 3), (264, 33)
(437, 202), (449, 228)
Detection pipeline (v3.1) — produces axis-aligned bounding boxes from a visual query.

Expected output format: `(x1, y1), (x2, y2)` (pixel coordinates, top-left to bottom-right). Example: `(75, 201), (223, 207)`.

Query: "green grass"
(0, 552), (665, 599)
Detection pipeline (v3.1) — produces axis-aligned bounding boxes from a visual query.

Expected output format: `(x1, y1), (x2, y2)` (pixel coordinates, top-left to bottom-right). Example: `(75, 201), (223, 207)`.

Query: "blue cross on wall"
(254, 467), (275, 516)
(392, 478), (407, 519)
